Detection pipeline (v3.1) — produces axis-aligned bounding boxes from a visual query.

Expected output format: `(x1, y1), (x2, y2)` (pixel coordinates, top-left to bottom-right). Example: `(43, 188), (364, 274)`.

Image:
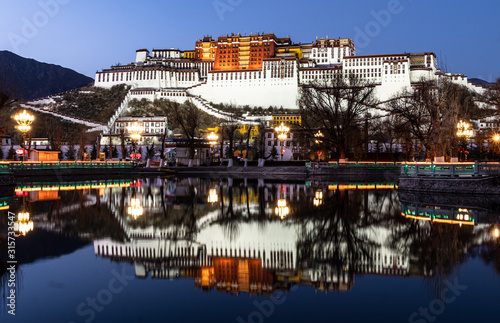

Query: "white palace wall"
(95, 47), (485, 111)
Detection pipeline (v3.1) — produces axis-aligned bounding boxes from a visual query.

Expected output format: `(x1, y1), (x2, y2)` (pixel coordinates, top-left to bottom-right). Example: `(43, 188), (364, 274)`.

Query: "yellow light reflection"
(14, 212), (34, 236)
(275, 199), (289, 220)
(127, 198), (143, 220)
(402, 212), (474, 226)
(313, 189), (323, 207)
(208, 189), (218, 203)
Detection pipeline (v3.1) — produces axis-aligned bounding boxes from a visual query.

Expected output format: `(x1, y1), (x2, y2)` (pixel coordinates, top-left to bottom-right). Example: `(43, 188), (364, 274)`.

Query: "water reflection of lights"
(207, 189), (218, 204)
(401, 205), (475, 226)
(15, 181), (133, 194)
(127, 198), (144, 220)
(313, 189), (323, 207)
(0, 200), (9, 211)
(275, 199), (289, 220)
(14, 212), (34, 236)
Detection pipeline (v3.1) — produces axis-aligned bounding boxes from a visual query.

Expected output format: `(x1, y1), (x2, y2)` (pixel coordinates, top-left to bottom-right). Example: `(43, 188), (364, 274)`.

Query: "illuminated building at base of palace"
(94, 32), (485, 111)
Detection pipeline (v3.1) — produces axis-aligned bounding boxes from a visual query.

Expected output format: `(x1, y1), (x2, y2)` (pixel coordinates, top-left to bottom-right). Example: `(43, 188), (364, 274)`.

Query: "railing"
(5, 161), (132, 170)
(400, 162), (500, 177)
(306, 161), (401, 169)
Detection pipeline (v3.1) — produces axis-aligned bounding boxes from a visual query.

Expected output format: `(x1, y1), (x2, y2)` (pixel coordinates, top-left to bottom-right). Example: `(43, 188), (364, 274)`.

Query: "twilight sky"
(1, 0), (499, 81)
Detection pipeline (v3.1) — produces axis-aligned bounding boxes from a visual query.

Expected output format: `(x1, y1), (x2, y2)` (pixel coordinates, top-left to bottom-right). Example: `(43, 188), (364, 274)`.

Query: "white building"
(94, 34), (487, 113)
(478, 114), (500, 130)
(100, 116), (168, 145)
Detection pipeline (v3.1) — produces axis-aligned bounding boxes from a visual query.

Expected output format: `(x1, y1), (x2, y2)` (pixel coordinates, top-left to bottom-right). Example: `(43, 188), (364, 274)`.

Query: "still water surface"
(1, 176), (500, 323)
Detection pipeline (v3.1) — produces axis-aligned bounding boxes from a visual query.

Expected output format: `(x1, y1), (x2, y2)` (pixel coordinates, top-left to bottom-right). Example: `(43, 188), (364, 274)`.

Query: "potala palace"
(94, 32), (485, 112)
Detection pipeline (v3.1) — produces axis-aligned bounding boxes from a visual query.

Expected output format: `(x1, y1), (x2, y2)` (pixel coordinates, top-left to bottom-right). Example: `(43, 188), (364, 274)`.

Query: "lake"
(1, 176), (500, 323)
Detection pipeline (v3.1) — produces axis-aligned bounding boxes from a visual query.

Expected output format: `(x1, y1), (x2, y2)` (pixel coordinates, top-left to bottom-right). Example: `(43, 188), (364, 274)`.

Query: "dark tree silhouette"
(299, 75), (377, 160)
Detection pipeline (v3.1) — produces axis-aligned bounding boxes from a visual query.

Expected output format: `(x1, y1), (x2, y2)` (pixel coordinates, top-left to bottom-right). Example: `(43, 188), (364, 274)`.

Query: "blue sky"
(1, 0), (499, 81)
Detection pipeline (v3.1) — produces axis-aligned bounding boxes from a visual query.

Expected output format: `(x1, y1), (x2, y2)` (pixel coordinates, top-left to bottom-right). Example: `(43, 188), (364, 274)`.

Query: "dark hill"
(468, 78), (491, 87)
(0, 50), (94, 101)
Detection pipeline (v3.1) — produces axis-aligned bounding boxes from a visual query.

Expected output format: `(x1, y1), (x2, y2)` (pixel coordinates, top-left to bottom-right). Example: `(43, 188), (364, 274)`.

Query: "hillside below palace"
(94, 32), (483, 110)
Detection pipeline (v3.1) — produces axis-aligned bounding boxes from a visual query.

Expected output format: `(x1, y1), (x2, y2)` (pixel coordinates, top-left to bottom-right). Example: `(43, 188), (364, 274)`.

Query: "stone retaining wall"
(399, 176), (500, 194)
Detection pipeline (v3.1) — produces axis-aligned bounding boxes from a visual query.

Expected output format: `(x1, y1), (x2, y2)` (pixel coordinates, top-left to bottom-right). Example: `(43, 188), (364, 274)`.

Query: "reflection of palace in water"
(7, 177), (498, 294)
(91, 178), (421, 294)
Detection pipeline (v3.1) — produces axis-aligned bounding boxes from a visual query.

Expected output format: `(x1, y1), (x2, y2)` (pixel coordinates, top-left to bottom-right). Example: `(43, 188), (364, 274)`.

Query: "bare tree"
(253, 117), (268, 161)
(298, 75), (377, 160)
(166, 100), (200, 166)
(45, 117), (65, 151)
(388, 79), (478, 159)
(483, 78), (500, 111)
(219, 104), (243, 162)
(120, 129), (126, 161)
(370, 115), (402, 160)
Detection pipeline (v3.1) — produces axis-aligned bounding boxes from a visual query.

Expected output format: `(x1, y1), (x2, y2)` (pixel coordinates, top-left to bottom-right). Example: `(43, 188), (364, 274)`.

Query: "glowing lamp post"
(207, 132), (219, 164)
(314, 130), (324, 144)
(456, 120), (473, 162)
(493, 134), (500, 159)
(494, 228), (499, 239)
(314, 130), (324, 162)
(275, 123), (289, 161)
(14, 110), (34, 162)
(127, 198), (143, 220)
(128, 122), (143, 162)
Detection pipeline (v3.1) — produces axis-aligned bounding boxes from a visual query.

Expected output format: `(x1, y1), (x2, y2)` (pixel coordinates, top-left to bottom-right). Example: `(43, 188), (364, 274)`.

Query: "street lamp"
(14, 110), (34, 162)
(275, 122), (289, 161)
(456, 120), (473, 161)
(314, 130), (324, 162)
(492, 134), (500, 159)
(207, 132), (219, 164)
(128, 122), (143, 162)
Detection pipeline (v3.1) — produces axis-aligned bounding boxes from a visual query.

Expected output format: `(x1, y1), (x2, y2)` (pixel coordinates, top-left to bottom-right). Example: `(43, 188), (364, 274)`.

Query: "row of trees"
(126, 75), (499, 164)
(299, 75), (499, 161)
(126, 98), (271, 164)
(3, 74), (499, 163)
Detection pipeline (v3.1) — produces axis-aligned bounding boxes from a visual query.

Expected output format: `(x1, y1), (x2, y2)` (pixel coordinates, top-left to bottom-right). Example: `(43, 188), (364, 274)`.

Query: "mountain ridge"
(0, 50), (94, 101)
